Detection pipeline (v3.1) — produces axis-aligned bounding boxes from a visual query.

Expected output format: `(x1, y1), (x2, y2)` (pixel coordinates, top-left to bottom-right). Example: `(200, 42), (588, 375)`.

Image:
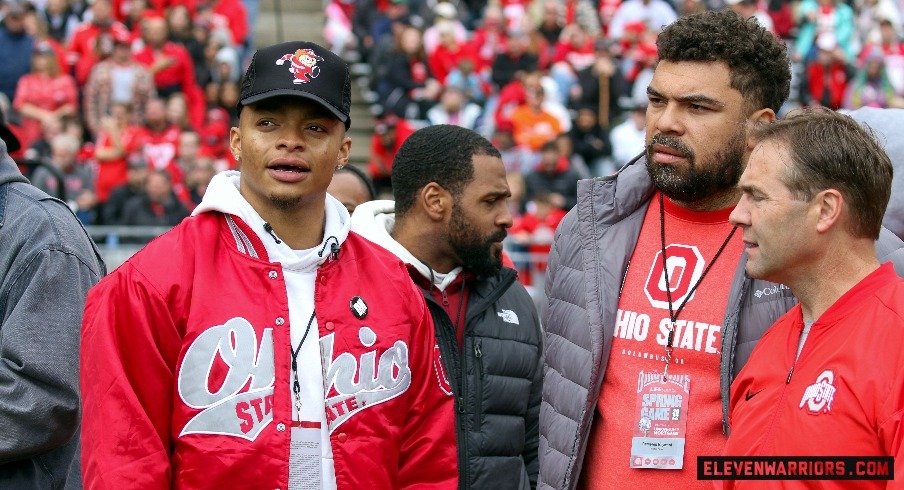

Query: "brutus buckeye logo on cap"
(276, 48), (324, 84)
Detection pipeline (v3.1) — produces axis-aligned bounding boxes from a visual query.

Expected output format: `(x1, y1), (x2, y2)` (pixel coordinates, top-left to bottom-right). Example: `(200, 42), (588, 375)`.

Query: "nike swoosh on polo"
(745, 389), (765, 401)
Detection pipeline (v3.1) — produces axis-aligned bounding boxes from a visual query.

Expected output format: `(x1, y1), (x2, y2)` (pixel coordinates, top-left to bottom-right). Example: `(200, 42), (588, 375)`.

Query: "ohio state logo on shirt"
(799, 369), (837, 415)
(276, 49), (323, 84)
(644, 244), (705, 310)
(177, 317), (412, 441)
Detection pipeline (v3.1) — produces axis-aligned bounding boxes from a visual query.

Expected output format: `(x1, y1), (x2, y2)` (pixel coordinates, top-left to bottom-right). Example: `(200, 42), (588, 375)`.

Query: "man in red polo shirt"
(724, 110), (904, 488)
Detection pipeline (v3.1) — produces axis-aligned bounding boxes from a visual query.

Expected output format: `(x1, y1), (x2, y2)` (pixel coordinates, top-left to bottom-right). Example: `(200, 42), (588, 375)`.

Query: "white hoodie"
(194, 171), (346, 490)
(350, 200), (462, 291)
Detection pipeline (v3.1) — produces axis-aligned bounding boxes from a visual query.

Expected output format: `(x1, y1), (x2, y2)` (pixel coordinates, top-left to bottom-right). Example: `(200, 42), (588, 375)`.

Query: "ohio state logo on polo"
(799, 369), (837, 415)
(275, 48), (324, 84)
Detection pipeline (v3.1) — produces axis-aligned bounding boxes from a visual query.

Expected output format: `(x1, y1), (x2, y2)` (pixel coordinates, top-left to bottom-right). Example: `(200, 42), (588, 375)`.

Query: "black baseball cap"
(239, 41), (351, 130)
(0, 106), (21, 153)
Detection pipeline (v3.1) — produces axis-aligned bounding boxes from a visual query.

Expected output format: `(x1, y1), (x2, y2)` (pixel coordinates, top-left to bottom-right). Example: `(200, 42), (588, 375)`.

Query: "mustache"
(648, 134), (694, 159)
(488, 229), (508, 243)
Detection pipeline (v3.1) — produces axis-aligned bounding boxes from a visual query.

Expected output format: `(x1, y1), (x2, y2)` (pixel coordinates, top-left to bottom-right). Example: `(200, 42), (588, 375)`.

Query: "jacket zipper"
(762, 324), (807, 449)
(474, 340), (484, 428)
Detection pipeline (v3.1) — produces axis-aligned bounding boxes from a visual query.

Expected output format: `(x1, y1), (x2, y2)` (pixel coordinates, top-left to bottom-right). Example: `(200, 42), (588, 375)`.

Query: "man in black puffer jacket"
(351, 124), (543, 489)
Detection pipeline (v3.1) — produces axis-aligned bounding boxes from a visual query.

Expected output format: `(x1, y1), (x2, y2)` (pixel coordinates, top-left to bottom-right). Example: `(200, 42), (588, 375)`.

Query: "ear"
(420, 182), (452, 221)
(336, 135), (352, 169)
(229, 126), (241, 165)
(813, 189), (844, 234)
(749, 108), (776, 124)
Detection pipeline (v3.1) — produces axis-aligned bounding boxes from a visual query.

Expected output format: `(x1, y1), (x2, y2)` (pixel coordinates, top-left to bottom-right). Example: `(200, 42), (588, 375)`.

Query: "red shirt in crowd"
(67, 21), (131, 85)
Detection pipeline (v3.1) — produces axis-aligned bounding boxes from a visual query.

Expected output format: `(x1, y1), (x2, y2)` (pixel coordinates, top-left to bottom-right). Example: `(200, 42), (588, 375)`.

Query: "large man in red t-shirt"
(723, 110), (904, 489)
(538, 11), (904, 490)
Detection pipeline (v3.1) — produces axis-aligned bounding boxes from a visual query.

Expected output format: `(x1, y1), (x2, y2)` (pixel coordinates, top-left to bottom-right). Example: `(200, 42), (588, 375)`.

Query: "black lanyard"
(290, 310), (316, 417)
(658, 193), (738, 381)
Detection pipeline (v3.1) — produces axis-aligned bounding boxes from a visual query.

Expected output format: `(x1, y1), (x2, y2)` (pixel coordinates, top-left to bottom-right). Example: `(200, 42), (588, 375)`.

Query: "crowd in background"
(0, 0), (251, 226)
(326, 0), (903, 284)
(0, 0), (901, 242)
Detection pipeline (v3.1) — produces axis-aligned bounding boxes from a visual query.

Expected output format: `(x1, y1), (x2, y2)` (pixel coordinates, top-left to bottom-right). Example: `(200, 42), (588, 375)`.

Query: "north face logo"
(497, 309), (519, 325)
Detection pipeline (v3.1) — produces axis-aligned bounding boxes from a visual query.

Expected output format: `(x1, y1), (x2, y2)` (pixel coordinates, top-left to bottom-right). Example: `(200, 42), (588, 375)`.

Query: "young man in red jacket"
(80, 40), (458, 490)
(724, 109), (904, 487)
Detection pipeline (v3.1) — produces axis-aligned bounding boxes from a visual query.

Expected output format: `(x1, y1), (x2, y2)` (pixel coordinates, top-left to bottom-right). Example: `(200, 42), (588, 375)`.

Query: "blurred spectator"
(422, 1), (467, 55)
(134, 15), (202, 127)
(30, 133), (93, 202)
(860, 18), (904, 93)
(184, 157), (215, 206)
(0, 1), (35, 102)
(42, 0), (81, 42)
(427, 85), (481, 128)
(102, 155), (147, 224)
(174, 129), (200, 174)
(24, 114), (63, 162)
(120, 168), (188, 226)
(136, 97), (183, 183)
(428, 22), (469, 84)
(367, 114), (414, 194)
(25, 7), (70, 72)
(550, 23), (596, 103)
(468, 4), (506, 73)
(801, 34), (853, 109)
(607, 0), (677, 41)
(367, 12), (409, 92)
(445, 57), (490, 106)
(856, 0), (902, 48)
(794, 0), (857, 62)
(324, 0), (356, 58)
(166, 4), (195, 47)
(203, 0), (248, 48)
(93, 102), (143, 203)
(532, 0), (563, 46)
(327, 164), (377, 214)
(725, 0), (775, 32)
(197, 106), (230, 163)
(353, 0), (412, 63)
(165, 92), (190, 129)
(67, 0), (129, 86)
(379, 25), (441, 118)
(569, 106), (613, 176)
(510, 85), (562, 153)
(569, 38), (624, 123)
(490, 29), (537, 91)
(522, 141), (581, 211)
(13, 41), (77, 150)
(609, 101), (647, 167)
(83, 28), (154, 135)
(509, 191), (566, 281)
(679, 0), (707, 17)
(492, 125), (533, 175)
(73, 188), (99, 224)
(843, 50), (904, 108)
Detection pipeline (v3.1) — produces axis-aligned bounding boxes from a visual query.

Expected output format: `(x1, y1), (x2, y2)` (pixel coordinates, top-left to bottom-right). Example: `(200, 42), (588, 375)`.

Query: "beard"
(268, 194), (304, 210)
(645, 129), (746, 204)
(449, 204), (507, 278)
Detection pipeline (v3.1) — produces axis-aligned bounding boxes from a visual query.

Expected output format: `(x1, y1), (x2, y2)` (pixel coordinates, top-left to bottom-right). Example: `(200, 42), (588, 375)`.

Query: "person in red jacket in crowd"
(724, 110), (904, 487)
(80, 40), (458, 489)
(366, 113), (414, 195)
(801, 34), (852, 110)
(134, 15), (205, 127)
(510, 192), (566, 285)
(67, 0), (130, 86)
(135, 97), (183, 182)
